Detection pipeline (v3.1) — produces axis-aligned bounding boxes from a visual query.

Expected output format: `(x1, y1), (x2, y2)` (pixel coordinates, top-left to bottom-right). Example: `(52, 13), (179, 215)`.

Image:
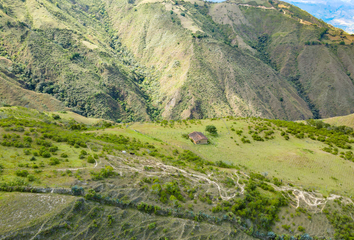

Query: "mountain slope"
(0, 0), (354, 121)
(209, 0), (354, 119)
(105, 0), (313, 120)
(1, 106), (354, 239)
(0, 0), (155, 121)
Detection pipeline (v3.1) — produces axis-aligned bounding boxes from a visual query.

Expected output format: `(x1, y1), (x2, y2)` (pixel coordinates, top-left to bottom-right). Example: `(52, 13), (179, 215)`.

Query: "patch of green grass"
(129, 117), (354, 196)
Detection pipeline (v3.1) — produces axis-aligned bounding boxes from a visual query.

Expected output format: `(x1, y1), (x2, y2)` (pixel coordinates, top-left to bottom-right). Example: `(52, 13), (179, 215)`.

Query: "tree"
(205, 125), (217, 135)
(52, 114), (61, 120)
(87, 155), (95, 163)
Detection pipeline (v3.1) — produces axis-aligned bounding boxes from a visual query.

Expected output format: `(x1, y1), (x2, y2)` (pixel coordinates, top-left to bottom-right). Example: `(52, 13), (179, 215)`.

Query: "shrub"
(273, 177), (282, 186)
(215, 160), (233, 168)
(87, 155), (95, 163)
(241, 137), (251, 144)
(41, 151), (51, 158)
(6, 178), (27, 186)
(205, 125), (217, 135)
(49, 146), (58, 152)
(137, 202), (156, 214)
(298, 226), (305, 232)
(70, 53), (80, 60)
(23, 149), (31, 155)
(148, 222), (156, 230)
(252, 134), (264, 141)
(36, 139), (52, 147)
(236, 130), (243, 136)
(90, 165), (115, 180)
(107, 215), (114, 225)
(61, 153), (68, 158)
(151, 183), (162, 194)
(182, 133), (189, 139)
(15, 170), (29, 177)
(282, 224), (290, 230)
(23, 136), (32, 142)
(71, 186), (84, 196)
(52, 114), (61, 120)
(211, 204), (223, 213)
(27, 174), (35, 182)
(49, 158), (60, 165)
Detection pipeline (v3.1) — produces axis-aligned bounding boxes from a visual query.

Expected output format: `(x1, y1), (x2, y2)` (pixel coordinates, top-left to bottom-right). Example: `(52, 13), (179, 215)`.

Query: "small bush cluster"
(49, 157), (60, 165)
(151, 181), (185, 204)
(90, 165), (115, 180)
(15, 170), (29, 177)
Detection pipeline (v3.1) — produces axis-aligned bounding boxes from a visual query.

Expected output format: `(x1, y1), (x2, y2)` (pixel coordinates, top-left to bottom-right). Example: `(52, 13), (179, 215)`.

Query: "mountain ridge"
(0, 0), (353, 122)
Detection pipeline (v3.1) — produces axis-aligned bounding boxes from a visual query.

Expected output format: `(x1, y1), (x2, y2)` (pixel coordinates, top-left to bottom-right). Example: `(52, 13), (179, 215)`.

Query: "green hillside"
(1, 106), (354, 239)
(0, 0), (354, 121)
(2, 0), (354, 239)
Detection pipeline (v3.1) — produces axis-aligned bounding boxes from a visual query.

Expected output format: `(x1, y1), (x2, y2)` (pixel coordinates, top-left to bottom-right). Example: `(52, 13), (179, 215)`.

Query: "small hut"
(188, 132), (208, 144)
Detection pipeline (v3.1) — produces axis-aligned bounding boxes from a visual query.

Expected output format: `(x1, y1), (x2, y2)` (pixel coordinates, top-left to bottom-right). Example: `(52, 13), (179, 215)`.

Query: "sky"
(207, 0), (354, 33)
(282, 0), (354, 33)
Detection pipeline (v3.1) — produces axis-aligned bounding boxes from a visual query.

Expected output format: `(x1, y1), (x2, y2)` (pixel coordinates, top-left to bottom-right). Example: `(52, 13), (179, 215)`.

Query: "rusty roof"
(188, 132), (208, 142)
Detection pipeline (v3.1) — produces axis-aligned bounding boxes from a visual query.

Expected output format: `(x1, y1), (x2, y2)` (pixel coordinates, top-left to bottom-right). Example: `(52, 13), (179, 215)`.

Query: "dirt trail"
(107, 154), (353, 211)
(29, 220), (48, 240)
(273, 184), (354, 213)
(234, 172), (246, 194)
(238, 4), (276, 10)
(107, 155), (239, 200)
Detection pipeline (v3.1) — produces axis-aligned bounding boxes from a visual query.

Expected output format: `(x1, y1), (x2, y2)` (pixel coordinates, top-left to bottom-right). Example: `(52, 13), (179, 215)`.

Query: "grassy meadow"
(95, 118), (354, 197)
(2, 106), (354, 197)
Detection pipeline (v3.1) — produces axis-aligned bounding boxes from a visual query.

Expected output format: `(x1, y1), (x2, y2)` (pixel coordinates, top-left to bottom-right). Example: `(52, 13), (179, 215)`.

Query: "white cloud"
(286, 0), (326, 3)
(287, 0), (354, 5)
(283, 0), (354, 33)
(331, 18), (354, 26)
(330, 18), (354, 33)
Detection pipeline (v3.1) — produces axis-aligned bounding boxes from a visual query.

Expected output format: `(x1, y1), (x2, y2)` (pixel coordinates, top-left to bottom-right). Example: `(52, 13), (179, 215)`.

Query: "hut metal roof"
(188, 132), (208, 142)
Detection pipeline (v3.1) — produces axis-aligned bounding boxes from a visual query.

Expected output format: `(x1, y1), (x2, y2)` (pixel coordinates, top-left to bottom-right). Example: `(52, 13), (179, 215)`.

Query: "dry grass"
(47, 111), (106, 125)
(323, 113), (354, 128)
(299, 19), (312, 25)
(0, 192), (75, 235)
(278, 4), (290, 9)
(81, 40), (98, 50)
